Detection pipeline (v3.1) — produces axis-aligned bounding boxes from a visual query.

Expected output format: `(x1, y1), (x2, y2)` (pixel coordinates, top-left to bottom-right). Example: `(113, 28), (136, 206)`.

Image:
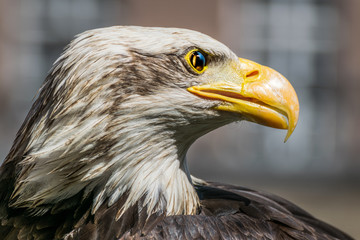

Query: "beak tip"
(284, 133), (291, 143)
(284, 126), (294, 142)
(284, 101), (299, 143)
(283, 119), (297, 143)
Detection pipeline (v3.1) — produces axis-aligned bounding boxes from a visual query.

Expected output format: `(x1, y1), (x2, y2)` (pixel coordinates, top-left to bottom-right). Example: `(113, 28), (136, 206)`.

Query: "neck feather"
(89, 92), (209, 218)
(9, 89), (224, 219)
(92, 131), (199, 218)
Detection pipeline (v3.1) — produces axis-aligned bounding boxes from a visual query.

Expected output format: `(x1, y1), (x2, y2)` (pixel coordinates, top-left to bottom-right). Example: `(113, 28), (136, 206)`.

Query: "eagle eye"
(186, 50), (207, 74)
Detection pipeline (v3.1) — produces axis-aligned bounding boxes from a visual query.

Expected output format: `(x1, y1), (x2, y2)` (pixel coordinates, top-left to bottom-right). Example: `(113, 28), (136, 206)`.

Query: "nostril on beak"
(246, 70), (259, 79)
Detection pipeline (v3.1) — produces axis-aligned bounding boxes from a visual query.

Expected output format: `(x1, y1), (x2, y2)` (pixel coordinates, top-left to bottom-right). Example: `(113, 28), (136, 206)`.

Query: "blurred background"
(0, 0), (359, 238)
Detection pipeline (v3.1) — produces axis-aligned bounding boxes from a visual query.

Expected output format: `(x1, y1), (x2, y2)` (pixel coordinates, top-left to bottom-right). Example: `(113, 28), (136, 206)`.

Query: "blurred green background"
(0, 0), (359, 238)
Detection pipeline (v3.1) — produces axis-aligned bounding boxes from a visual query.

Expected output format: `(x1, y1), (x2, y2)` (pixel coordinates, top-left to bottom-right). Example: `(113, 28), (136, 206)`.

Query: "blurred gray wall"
(0, 0), (359, 237)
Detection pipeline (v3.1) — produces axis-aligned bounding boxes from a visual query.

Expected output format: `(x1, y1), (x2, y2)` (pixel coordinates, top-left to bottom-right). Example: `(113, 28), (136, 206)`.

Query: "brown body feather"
(1, 179), (353, 239)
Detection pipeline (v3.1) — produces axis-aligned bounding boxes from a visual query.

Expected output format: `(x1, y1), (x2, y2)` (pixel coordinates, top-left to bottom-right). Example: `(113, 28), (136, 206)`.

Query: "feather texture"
(63, 182), (353, 240)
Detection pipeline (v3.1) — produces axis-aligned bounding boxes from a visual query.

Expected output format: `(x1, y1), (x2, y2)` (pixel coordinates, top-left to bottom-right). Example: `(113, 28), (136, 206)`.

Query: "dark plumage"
(0, 26), (353, 239)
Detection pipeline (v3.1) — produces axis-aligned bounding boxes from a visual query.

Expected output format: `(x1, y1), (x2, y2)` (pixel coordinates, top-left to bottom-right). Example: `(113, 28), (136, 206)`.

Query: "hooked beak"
(187, 58), (299, 142)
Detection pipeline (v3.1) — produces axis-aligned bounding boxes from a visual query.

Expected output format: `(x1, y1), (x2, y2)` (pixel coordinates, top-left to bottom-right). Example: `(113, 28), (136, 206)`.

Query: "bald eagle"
(0, 26), (353, 240)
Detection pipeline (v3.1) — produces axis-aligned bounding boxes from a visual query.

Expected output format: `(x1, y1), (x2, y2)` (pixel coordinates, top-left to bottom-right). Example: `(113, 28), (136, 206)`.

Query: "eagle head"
(4, 26), (299, 221)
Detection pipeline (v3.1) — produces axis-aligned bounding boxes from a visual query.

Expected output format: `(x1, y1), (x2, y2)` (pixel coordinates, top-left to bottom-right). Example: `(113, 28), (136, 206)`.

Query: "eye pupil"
(189, 51), (206, 72)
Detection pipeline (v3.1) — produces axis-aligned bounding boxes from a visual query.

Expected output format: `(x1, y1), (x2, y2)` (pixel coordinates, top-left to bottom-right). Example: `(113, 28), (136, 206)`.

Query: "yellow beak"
(187, 58), (299, 142)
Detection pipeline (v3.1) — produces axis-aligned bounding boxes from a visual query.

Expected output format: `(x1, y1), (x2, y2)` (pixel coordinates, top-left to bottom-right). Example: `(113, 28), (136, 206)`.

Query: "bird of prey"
(0, 26), (353, 240)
